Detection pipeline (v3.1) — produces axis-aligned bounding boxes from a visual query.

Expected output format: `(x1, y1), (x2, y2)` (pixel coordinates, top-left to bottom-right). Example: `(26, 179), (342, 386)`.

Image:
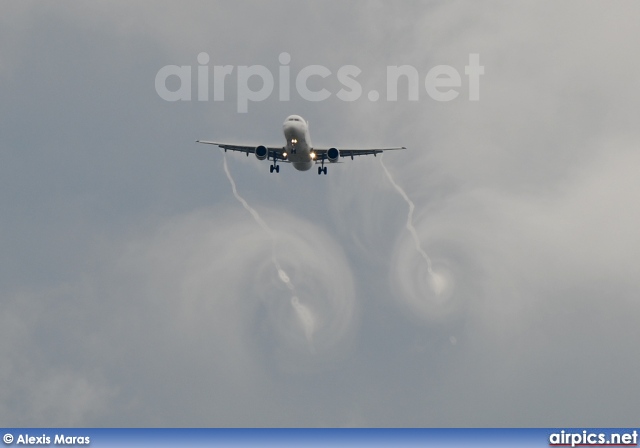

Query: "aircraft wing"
(196, 141), (289, 161)
(313, 146), (406, 160)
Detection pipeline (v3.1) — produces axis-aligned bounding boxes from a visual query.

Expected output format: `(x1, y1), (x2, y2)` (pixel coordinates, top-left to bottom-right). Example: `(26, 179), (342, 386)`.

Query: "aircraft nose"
(283, 121), (297, 133)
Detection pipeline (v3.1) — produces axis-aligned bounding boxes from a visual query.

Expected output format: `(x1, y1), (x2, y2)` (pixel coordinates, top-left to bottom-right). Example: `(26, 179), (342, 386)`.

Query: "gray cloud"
(1, 0), (639, 426)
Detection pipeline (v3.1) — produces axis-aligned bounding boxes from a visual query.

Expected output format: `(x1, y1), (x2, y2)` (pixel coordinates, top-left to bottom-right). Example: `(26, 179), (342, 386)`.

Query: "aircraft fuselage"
(282, 115), (314, 171)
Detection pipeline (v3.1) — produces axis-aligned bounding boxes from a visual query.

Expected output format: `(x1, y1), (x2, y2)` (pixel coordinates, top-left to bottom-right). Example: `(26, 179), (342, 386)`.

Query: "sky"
(1, 1), (639, 427)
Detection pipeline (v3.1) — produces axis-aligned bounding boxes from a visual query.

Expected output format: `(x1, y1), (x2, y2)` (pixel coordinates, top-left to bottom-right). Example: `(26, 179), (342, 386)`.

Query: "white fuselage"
(282, 115), (314, 171)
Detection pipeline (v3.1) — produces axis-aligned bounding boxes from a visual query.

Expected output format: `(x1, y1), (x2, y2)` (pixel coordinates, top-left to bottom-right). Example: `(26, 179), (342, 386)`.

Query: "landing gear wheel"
(323, 166), (328, 175)
(275, 165), (280, 173)
(318, 166), (322, 175)
(270, 165), (274, 173)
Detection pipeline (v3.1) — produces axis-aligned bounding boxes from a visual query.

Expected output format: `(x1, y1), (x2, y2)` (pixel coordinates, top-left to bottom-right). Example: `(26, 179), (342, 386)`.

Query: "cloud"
(1, 204), (358, 425)
(0, 286), (116, 426)
(2, 0), (640, 426)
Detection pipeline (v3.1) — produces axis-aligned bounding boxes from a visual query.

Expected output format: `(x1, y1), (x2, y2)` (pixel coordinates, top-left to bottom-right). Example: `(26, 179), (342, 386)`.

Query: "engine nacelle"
(327, 147), (340, 163)
(255, 145), (268, 161)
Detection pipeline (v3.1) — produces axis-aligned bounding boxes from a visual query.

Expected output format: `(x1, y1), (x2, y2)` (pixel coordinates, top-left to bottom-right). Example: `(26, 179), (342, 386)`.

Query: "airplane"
(196, 114), (406, 175)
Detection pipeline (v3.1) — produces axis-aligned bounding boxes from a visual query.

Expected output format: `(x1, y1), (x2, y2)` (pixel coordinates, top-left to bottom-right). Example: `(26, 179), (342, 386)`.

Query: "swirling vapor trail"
(222, 152), (296, 293)
(222, 152), (315, 343)
(380, 155), (449, 296)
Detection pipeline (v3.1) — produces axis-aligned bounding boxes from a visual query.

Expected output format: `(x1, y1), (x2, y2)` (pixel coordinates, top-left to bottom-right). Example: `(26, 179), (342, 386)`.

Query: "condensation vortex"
(220, 152), (357, 368)
(380, 155), (456, 320)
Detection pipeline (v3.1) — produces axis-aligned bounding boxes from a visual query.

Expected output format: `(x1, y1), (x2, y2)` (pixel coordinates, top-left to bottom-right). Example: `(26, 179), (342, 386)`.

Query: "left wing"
(313, 146), (406, 160)
(196, 141), (288, 161)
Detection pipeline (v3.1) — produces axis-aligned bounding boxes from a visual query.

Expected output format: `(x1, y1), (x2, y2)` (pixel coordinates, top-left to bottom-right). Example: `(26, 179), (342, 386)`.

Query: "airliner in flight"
(196, 115), (406, 175)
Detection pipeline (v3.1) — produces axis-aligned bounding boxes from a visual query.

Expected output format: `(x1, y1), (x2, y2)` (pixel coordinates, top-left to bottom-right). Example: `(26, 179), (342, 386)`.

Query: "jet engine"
(327, 147), (340, 163)
(255, 145), (268, 161)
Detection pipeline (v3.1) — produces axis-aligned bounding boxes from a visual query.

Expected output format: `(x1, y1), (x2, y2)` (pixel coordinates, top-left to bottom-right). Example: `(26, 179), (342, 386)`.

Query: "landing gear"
(318, 156), (327, 175)
(269, 153), (280, 173)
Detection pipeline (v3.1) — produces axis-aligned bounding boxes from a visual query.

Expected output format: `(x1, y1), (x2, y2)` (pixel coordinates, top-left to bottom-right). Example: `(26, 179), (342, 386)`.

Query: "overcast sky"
(1, 1), (639, 426)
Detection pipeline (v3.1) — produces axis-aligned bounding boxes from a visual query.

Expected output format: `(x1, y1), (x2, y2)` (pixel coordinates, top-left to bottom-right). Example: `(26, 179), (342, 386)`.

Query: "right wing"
(313, 146), (406, 160)
(196, 141), (288, 161)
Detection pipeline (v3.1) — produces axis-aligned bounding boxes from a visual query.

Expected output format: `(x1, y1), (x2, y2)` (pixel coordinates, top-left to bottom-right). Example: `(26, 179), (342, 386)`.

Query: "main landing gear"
(318, 157), (327, 175)
(269, 153), (280, 173)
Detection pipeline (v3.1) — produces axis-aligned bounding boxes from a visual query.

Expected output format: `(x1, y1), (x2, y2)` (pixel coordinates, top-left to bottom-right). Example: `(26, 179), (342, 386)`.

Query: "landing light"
(282, 152), (287, 158)
(310, 152), (316, 159)
(291, 138), (298, 144)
